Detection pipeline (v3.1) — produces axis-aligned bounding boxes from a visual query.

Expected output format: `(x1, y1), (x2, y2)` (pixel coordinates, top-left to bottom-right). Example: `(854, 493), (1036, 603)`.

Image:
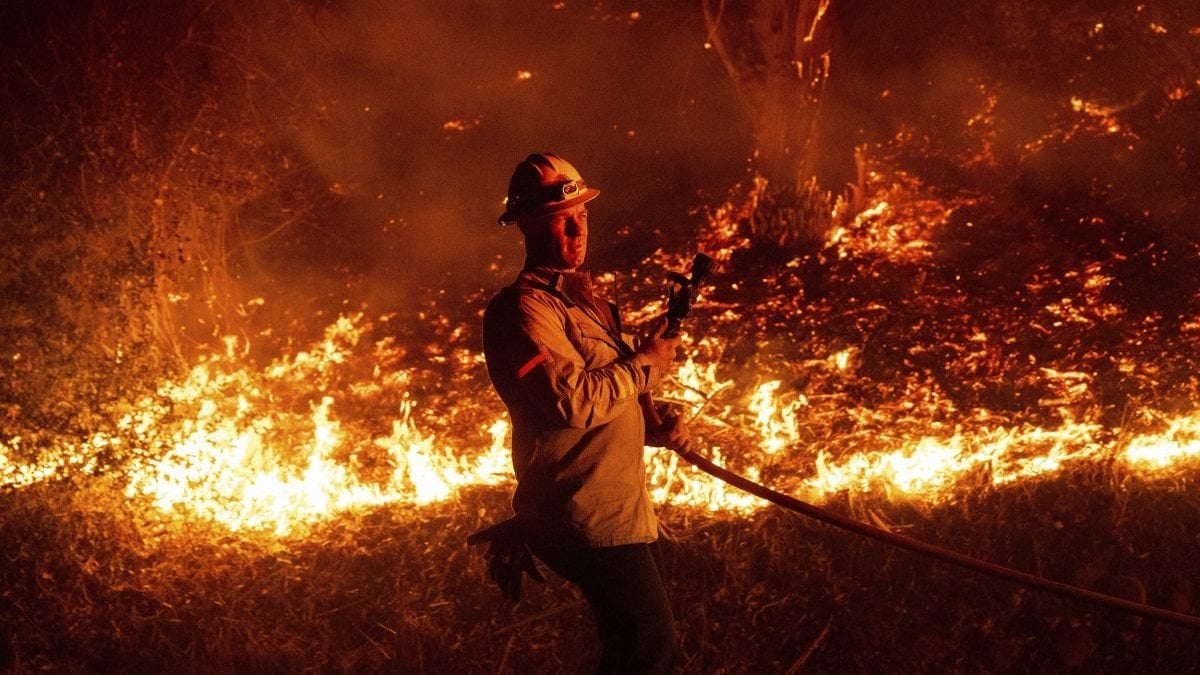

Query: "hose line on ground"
(676, 448), (1200, 631)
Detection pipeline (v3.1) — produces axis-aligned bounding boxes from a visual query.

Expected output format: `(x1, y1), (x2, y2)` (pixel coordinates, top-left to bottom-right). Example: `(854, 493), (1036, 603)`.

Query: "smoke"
(8, 0), (1193, 347)
(228, 1), (751, 309)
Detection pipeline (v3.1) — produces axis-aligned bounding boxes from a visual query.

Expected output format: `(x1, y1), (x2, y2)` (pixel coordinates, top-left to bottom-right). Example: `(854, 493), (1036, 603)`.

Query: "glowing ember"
(442, 118), (481, 132)
(0, 436), (82, 489)
(1071, 96), (1125, 134)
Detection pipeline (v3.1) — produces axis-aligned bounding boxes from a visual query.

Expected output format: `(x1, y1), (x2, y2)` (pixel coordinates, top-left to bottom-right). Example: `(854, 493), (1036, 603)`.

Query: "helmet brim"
(498, 187), (600, 225)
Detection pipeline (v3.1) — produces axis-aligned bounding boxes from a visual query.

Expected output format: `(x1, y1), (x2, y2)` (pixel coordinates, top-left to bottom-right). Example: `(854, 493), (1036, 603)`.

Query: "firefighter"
(476, 152), (689, 673)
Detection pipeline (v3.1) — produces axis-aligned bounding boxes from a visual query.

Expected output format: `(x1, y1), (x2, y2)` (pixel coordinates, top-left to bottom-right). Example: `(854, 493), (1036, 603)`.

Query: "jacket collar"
(518, 266), (628, 352)
(518, 266), (590, 306)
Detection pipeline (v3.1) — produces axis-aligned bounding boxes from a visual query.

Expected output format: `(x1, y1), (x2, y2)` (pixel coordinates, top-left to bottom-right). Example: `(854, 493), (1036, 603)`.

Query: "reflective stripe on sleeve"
(516, 349), (549, 378)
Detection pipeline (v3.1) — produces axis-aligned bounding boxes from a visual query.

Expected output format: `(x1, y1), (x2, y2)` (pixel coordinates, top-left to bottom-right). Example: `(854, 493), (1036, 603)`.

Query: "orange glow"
(4, 175), (1200, 536)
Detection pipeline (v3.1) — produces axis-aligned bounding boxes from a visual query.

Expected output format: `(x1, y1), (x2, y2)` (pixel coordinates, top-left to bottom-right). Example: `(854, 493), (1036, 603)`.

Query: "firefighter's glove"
(467, 518), (544, 603)
(646, 409), (693, 455)
(636, 318), (683, 374)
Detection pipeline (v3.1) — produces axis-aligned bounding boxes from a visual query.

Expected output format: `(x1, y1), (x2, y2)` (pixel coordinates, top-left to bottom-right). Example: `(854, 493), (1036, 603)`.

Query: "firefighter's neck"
(523, 244), (576, 273)
(524, 256), (575, 273)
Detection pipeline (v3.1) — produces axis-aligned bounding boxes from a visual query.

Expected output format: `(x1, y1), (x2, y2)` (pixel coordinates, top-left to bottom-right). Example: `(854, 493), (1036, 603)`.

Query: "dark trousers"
(529, 540), (678, 675)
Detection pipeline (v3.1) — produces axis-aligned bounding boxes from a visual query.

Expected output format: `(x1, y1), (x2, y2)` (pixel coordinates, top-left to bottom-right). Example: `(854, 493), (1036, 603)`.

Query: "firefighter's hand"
(467, 519), (544, 603)
(484, 539), (544, 603)
(646, 412), (692, 454)
(636, 319), (682, 372)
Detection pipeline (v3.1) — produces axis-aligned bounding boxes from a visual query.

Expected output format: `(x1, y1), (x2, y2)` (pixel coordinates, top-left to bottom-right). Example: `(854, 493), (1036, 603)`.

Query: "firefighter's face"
(520, 204), (588, 270)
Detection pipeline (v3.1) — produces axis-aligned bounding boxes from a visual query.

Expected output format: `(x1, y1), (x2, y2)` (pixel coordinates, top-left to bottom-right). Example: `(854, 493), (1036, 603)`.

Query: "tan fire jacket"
(482, 266), (663, 547)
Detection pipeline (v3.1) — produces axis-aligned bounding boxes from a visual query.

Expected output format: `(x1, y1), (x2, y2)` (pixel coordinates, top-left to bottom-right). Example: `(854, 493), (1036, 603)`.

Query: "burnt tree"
(703, 1), (850, 185)
(702, 0), (857, 247)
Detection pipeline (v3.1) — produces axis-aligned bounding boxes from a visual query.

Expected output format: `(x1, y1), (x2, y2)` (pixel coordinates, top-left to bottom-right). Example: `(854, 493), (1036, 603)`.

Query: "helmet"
(498, 153), (600, 225)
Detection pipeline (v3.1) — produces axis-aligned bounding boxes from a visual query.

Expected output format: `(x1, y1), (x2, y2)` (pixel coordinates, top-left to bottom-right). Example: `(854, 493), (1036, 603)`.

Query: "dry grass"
(4, 4), (1200, 670)
(3, 464), (1199, 673)
(6, 166), (1200, 673)
(6, 167), (1200, 672)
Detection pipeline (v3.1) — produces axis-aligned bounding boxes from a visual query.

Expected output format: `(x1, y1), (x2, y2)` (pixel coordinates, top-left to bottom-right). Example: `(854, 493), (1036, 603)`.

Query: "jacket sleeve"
(508, 292), (659, 429)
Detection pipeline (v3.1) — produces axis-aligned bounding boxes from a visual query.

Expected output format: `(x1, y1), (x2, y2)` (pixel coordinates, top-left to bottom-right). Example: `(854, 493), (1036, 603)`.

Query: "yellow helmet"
(498, 153), (600, 225)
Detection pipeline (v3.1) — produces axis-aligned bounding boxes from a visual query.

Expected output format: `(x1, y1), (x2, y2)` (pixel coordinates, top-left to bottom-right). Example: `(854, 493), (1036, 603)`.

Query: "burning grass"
(5, 164), (1200, 670)
(3, 0), (1200, 668)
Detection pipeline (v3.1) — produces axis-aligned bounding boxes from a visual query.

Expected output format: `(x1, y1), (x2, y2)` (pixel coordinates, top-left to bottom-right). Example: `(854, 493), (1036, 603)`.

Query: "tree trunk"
(702, 0), (839, 191)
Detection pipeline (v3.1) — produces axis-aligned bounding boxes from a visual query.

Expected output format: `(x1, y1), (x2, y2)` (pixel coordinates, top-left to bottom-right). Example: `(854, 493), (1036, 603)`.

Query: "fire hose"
(672, 446), (1200, 631)
(649, 252), (1200, 631)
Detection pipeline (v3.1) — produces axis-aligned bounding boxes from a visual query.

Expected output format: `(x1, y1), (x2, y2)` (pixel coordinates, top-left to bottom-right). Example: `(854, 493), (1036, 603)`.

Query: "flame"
(648, 445), (761, 513)
(6, 303), (1200, 535)
(1124, 414), (1200, 469)
(748, 381), (804, 456)
(808, 417), (1105, 500)
(112, 314), (515, 535)
(5, 170), (1200, 537)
